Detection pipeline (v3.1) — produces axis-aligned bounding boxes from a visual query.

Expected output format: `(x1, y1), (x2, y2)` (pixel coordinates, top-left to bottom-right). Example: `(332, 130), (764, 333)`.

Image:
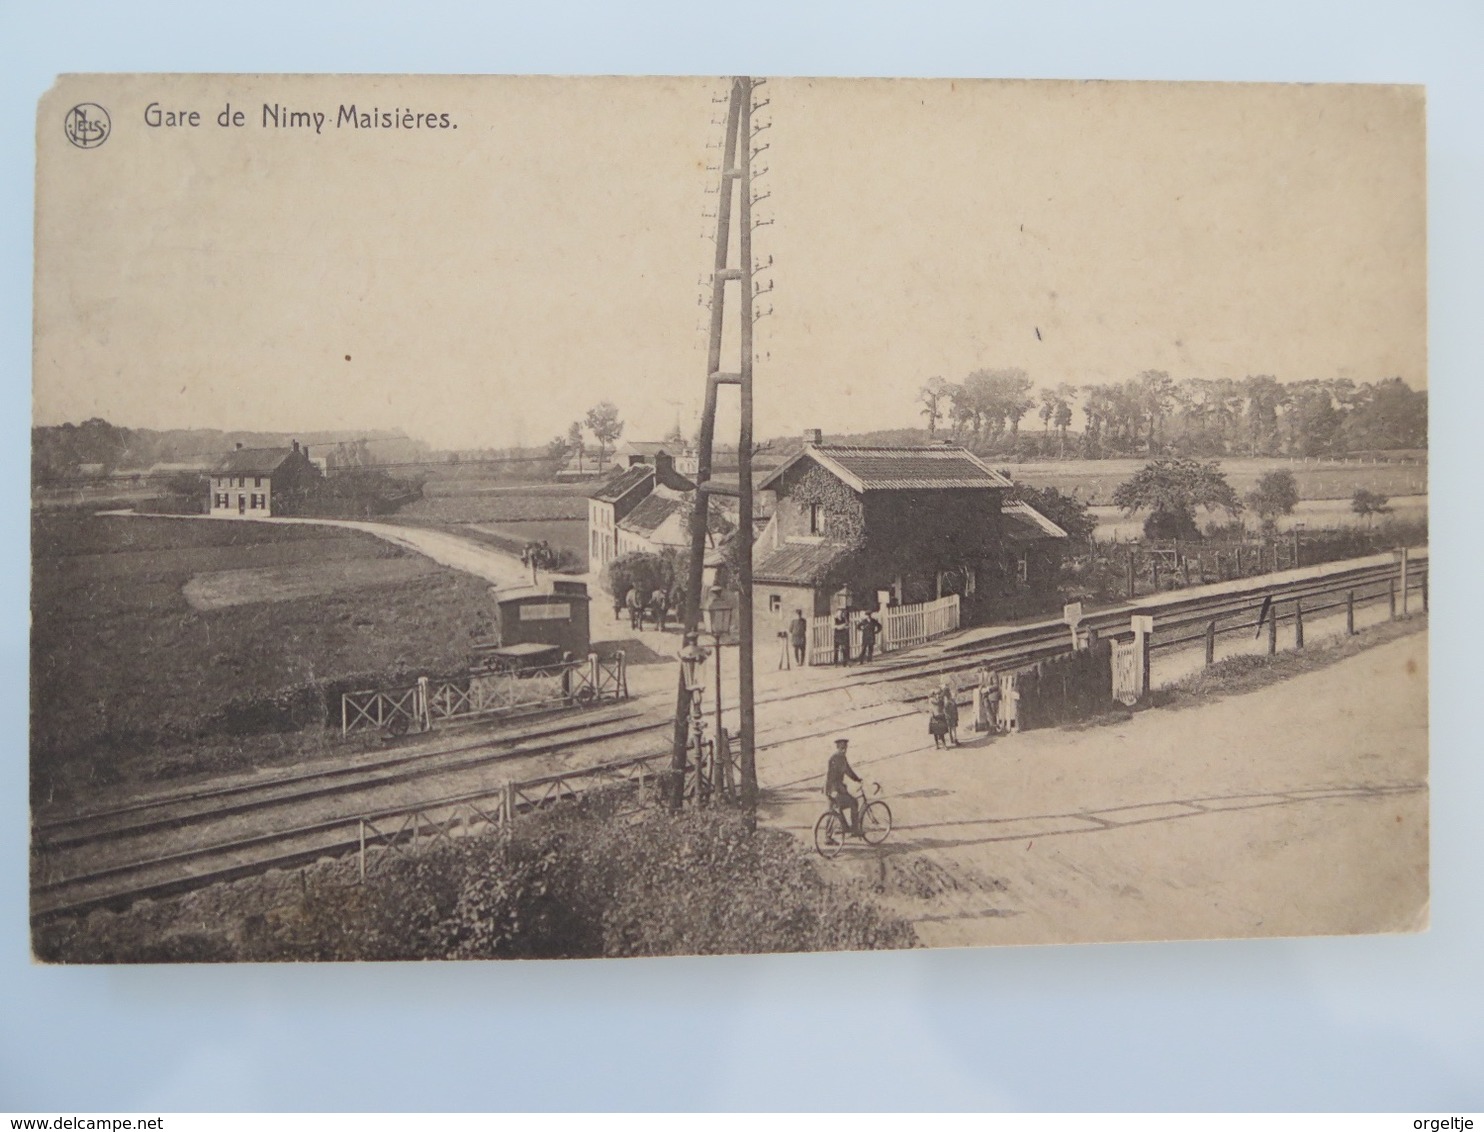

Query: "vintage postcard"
(30, 74), (1427, 962)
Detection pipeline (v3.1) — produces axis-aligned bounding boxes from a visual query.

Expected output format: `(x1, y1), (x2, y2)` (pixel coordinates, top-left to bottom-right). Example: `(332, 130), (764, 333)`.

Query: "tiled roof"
(618, 493), (686, 536)
(212, 448), (297, 476)
(753, 540), (851, 585)
(1001, 499), (1069, 541)
(758, 444), (1014, 493)
(590, 464), (653, 503)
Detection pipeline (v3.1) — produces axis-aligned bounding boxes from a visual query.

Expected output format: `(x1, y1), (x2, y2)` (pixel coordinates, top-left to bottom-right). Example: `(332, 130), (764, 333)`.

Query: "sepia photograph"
(29, 72), (1428, 964)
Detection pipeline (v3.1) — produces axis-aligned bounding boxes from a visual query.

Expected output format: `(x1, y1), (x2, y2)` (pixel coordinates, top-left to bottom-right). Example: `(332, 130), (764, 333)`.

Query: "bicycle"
(813, 782), (892, 858)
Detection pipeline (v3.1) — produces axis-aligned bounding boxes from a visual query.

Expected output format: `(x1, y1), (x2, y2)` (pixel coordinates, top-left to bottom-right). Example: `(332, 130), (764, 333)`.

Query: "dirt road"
(101, 510), (538, 590)
(757, 628), (1428, 947)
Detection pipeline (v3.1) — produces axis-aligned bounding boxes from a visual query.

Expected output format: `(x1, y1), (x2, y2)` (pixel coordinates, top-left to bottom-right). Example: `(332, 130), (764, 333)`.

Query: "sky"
(34, 74), (1426, 450)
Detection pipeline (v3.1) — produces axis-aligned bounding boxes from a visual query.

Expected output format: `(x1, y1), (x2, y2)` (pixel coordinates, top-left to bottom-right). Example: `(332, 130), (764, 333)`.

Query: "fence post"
(358, 819), (366, 883)
(502, 781), (515, 837)
(588, 651), (600, 700)
(1131, 615), (1154, 700)
(1389, 578), (1397, 620)
(1346, 590), (1355, 635)
(1126, 554), (1135, 599)
(417, 675), (430, 732)
(342, 695), (348, 739)
(1398, 547), (1410, 618)
(1205, 620), (1216, 667)
(1268, 604), (1278, 655)
(1235, 546), (1243, 576)
(1294, 599), (1304, 649)
(1182, 556), (1192, 587)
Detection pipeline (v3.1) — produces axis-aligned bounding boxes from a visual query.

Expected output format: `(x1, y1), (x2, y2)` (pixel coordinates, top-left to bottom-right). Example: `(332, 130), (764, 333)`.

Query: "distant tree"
(946, 382), (976, 438)
(545, 436), (569, 462)
(917, 376), (950, 437)
(1137, 370), (1177, 453)
(1340, 378), (1427, 451)
(1246, 469), (1300, 532)
(1053, 395), (1074, 454)
(584, 402), (624, 470)
(1351, 487), (1392, 526)
(1035, 383), (1076, 454)
(1113, 458), (1243, 541)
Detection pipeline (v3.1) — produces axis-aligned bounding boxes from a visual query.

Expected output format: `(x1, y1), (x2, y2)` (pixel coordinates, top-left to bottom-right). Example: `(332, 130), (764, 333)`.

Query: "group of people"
(928, 664), (1003, 749)
(782, 607), (884, 668)
(519, 540), (559, 573)
(613, 585), (675, 632)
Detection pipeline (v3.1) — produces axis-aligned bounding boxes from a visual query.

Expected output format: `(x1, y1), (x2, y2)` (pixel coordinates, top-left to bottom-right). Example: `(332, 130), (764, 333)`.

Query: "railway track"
(31, 549), (1426, 921)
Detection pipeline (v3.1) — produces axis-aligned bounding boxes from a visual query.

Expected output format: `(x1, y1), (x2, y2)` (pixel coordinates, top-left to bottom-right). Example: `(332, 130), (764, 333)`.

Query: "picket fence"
(806, 593), (960, 666)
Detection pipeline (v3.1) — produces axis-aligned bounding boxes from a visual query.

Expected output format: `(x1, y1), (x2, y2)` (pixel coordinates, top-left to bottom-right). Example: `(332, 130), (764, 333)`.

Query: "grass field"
(1004, 456), (1426, 506)
(30, 512), (497, 798)
(396, 479), (592, 524)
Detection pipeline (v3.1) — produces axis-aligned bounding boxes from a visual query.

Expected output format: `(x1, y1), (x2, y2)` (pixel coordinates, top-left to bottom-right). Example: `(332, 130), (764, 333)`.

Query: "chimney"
(802, 428), (823, 446)
(292, 439), (300, 453)
(653, 451), (676, 482)
(235, 442), (243, 450)
(302, 444), (309, 460)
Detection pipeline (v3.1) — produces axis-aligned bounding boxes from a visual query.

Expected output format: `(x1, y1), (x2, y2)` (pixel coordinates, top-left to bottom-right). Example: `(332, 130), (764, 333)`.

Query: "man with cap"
(824, 737), (862, 837)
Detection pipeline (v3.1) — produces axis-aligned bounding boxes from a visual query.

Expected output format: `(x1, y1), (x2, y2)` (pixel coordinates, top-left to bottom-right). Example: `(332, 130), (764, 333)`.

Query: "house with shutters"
(750, 431), (1068, 644)
(587, 450), (699, 570)
(208, 440), (321, 518)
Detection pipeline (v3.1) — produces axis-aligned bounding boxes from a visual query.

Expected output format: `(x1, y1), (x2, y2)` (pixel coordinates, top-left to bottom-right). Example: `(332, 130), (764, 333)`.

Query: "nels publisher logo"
(64, 102), (111, 149)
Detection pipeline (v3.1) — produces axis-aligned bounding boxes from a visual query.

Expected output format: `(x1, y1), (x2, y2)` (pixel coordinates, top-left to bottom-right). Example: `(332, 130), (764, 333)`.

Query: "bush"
(604, 551), (675, 605)
(242, 802), (919, 961)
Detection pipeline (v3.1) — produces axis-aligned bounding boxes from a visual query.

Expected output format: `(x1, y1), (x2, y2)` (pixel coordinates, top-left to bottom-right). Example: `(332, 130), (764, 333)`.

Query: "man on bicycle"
(824, 737), (862, 836)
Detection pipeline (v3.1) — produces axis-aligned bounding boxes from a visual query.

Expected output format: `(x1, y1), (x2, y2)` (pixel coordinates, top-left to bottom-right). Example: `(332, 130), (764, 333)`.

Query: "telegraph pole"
(671, 76), (766, 823)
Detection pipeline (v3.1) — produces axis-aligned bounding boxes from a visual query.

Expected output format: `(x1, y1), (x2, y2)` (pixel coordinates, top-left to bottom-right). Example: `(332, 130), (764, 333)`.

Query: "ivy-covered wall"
(768, 456), (1020, 618)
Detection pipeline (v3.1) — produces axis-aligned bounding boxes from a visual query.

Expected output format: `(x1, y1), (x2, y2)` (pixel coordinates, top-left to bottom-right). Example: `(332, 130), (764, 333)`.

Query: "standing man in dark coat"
(832, 607), (852, 666)
(788, 609), (809, 668)
(858, 610), (882, 663)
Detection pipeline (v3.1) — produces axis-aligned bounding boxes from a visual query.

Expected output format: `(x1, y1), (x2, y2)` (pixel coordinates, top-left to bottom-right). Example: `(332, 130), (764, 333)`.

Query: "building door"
(238, 495), (246, 514)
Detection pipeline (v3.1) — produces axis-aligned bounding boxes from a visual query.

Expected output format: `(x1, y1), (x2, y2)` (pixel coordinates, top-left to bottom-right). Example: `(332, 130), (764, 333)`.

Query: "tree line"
(916, 371), (1426, 459)
(32, 418), (429, 484)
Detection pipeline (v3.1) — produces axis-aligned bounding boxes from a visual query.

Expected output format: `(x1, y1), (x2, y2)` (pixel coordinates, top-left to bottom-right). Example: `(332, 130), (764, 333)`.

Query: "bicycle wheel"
(860, 800), (893, 845)
(814, 811), (845, 859)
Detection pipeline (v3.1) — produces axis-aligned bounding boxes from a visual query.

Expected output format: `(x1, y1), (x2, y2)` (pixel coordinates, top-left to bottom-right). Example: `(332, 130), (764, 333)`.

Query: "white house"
(208, 441), (321, 518)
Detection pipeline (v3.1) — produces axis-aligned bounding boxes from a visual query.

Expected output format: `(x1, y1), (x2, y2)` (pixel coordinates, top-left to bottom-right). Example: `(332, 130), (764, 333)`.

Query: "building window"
(769, 594), (782, 613)
(809, 503), (824, 535)
(255, 477), (262, 488)
(965, 567), (977, 595)
(1016, 555), (1029, 583)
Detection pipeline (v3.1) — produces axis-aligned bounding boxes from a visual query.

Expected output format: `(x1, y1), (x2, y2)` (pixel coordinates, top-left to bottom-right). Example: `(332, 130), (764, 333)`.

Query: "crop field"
(469, 519), (588, 560)
(30, 512), (497, 798)
(1005, 457), (1427, 506)
(396, 478), (593, 524)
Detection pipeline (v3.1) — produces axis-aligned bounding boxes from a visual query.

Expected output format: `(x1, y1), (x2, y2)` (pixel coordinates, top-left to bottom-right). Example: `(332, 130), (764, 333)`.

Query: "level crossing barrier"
(341, 651), (628, 737)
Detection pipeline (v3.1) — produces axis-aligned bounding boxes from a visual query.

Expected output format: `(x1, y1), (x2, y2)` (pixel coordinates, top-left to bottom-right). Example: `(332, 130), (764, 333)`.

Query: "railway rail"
(31, 548), (1426, 921)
